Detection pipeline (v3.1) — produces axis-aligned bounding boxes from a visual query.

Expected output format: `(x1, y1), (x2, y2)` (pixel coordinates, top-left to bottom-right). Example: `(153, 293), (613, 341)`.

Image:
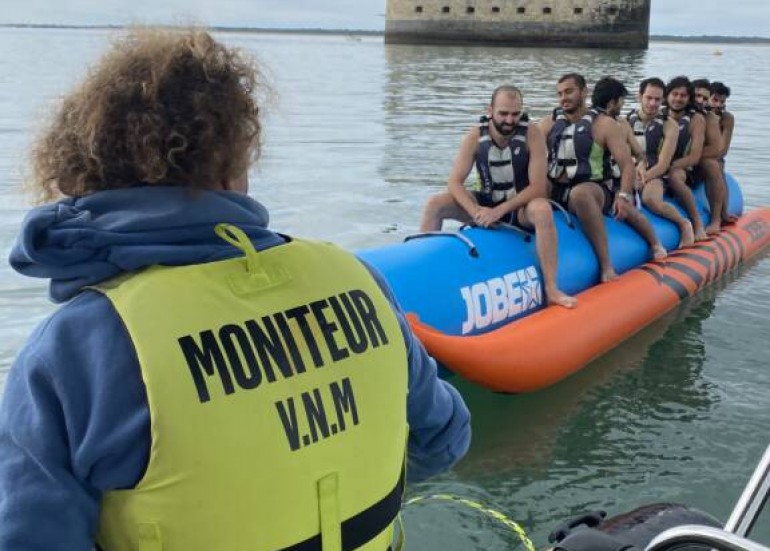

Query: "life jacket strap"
(319, 473), (342, 551)
(214, 223), (292, 294)
(280, 467), (405, 551)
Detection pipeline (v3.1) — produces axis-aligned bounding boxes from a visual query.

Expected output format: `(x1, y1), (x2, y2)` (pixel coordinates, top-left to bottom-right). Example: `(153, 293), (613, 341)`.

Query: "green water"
(406, 262), (770, 548)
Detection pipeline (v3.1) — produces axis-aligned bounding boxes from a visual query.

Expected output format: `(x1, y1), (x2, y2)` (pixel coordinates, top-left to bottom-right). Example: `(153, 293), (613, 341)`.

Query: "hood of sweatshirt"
(9, 186), (285, 303)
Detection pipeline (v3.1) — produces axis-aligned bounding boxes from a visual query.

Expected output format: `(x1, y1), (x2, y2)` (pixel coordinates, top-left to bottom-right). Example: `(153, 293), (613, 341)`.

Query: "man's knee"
(568, 184), (603, 214)
(424, 192), (457, 216)
(525, 198), (554, 227)
(641, 180), (662, 202)
(668, 168), (685, 182)
(699, 158), (722, 177)
(700, 157), (718, 169)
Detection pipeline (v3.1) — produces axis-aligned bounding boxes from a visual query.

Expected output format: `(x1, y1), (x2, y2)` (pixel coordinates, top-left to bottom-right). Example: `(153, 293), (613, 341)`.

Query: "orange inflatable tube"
(408, 208), (770, 393)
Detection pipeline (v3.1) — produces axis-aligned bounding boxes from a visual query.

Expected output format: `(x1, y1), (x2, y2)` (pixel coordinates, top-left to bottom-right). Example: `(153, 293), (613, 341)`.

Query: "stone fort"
(385, 0), (651, 49)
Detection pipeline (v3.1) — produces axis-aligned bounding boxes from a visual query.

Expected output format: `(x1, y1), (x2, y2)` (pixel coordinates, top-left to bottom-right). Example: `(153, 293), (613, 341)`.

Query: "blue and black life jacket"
(473, 114), (530, 205)
(661, 106), (697, 160)
(626, 109), (667, 167)
(546, 107), (611, 186)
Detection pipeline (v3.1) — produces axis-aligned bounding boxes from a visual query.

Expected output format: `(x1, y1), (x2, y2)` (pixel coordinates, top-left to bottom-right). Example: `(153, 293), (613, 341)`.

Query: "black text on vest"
(274, 376), (359, 451)
(177, 289), (388, 403)
(177, 289), (389, 451)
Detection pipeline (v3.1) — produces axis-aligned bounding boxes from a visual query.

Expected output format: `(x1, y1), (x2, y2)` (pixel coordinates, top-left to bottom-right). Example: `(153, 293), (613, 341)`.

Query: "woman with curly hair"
(0, 27), (470, 550)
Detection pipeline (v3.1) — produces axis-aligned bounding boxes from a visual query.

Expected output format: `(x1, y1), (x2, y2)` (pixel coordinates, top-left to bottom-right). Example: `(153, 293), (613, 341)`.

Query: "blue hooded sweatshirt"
(0, 186), (471, 551)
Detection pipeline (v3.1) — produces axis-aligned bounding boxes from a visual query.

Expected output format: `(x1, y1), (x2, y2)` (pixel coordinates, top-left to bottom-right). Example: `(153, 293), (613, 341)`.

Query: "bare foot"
(694, 226), (709, 241)
(601, 268), (619, 283)
(679, 220), (695, 248)
(705, 221), (721, 236)
(547, 289), (577, 309)
(722, 213), (739, 225)
(652, 243), (668, 260)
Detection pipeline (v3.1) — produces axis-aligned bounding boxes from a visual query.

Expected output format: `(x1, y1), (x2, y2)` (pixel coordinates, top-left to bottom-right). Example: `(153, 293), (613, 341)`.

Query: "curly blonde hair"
(30, 27), (267, 203)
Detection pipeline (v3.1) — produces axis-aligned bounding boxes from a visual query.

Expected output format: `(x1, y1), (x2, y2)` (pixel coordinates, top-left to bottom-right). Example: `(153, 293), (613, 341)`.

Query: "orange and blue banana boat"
(359, 174), (770, 392)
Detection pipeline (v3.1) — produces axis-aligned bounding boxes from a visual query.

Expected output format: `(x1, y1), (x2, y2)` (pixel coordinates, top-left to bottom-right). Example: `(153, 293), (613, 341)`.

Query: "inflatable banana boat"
(359, 174), (770, 392)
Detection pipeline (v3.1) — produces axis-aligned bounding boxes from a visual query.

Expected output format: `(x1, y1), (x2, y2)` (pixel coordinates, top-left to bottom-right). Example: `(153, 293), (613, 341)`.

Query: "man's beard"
(492, 119), (515, 135)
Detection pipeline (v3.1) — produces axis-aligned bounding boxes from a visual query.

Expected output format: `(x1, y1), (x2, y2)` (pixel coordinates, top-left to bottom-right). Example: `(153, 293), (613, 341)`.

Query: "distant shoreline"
(649, 34), (770, 44)
(2, 23), (769, 44)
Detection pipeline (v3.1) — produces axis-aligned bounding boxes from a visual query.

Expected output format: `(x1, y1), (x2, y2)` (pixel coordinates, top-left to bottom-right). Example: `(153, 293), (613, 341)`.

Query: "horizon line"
(1, 22), (769, 43)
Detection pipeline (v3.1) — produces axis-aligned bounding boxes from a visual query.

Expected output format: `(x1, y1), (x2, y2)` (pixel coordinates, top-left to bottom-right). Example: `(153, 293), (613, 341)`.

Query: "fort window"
(516, 7), (525, 14)
(542, 7), (551, 14)
(441, 5), (450, 13)
(608, 7), (618, 15)
(574, 7), (583, 14)
(491, 6), (500, 13)
(466, 6), (475, 13)
(415, 5), (423, 12)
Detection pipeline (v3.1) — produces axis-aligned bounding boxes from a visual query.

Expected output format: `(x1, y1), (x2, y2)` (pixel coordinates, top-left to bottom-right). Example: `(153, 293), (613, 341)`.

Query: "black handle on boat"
(724, 444), (770, 538)
(548, 510), (606, 543)
(404, 230), (479, 258)
(494, 221), (533, 242)
(549, 199), (575, 229)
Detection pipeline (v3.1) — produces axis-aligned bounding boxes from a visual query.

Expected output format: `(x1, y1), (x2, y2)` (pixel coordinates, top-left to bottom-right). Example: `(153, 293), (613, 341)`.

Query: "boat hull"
(407, 208), (770, 392)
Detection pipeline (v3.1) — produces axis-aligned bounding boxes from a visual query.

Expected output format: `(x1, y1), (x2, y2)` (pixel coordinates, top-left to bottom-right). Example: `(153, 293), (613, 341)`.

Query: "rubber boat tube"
(359, 175), (770, 392)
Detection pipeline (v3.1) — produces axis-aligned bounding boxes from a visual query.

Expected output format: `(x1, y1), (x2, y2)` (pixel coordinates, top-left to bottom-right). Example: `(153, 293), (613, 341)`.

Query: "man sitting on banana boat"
(420, 84), (577, 309)
(540, 74), (667, 284)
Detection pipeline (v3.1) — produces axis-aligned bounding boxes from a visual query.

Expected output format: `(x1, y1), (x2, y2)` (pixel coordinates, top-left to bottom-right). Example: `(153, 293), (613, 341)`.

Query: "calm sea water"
(0, 27), (768, 548)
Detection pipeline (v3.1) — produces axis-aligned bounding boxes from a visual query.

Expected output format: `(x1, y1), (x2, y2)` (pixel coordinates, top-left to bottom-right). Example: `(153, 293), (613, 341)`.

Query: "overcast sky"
(1, 0), (769, 38)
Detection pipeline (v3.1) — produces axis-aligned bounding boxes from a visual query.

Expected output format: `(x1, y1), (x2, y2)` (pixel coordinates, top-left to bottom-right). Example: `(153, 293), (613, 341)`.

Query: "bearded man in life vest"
(420, 84), (577, 308)
(540, 74), (666, 284)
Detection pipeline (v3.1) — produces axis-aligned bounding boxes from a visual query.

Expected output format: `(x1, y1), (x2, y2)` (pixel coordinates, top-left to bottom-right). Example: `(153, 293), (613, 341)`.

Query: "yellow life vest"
(95, 225), (408, 551)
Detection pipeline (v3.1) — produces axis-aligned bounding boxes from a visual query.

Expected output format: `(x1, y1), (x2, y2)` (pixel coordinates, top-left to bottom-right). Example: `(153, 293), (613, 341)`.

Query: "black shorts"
(473, 192), (524, 228)
(550, 180), (614, 216)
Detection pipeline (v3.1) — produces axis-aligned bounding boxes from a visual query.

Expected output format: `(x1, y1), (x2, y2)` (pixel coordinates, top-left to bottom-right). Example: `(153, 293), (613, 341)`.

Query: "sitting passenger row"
(420, 74), (734, 308)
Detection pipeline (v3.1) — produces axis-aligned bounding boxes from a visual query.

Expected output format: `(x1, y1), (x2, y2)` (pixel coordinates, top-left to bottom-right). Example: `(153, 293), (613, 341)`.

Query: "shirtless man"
(420, 85), (576, 308)
(709, 81), (734, 161)
(693, 79), (712, 110)
(693, 78), (728, 233)
(540, 74), (666, 283)
(709, 81), (737, 224)
(663, 76), (709, 241)
(627, 78), (694, 247)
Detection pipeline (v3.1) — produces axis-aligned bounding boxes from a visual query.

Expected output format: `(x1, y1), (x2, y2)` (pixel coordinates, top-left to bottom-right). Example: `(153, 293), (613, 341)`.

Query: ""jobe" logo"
(460, 266), (542, 334)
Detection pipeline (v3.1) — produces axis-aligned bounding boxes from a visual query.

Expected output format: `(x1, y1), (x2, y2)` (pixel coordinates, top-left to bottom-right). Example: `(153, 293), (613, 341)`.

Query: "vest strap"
(214, 223), (262, 274)
(280, 468), (405, 551)
(318, 473), (342, 551)
(214, 223), (291, 294)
